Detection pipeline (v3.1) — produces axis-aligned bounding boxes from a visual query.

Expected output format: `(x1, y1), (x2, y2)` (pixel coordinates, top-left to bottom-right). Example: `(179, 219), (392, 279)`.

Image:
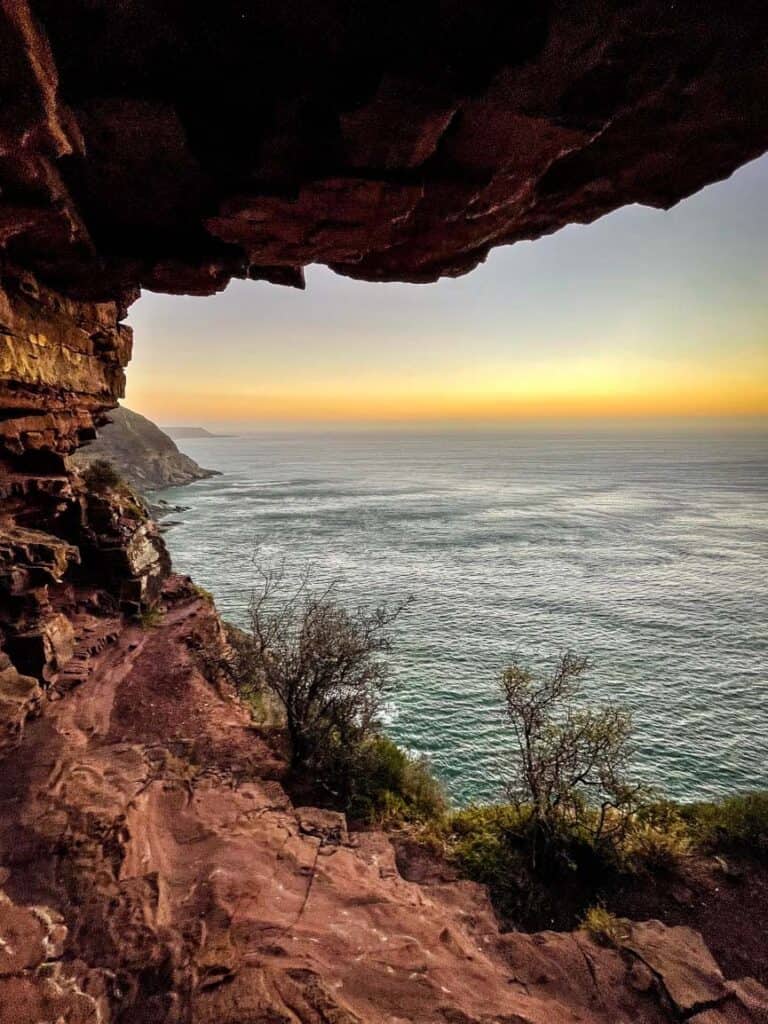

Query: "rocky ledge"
(0, 577), (766, 1024)
(0, 2), (765, 300)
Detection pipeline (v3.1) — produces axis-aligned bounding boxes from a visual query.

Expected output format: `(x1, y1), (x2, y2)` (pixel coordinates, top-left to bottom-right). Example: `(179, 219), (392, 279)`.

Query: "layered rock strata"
(0, 264), (168, 696)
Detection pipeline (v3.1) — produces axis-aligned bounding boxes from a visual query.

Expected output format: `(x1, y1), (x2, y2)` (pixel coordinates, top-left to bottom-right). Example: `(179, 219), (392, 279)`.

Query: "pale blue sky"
(126, 154), (768, 426)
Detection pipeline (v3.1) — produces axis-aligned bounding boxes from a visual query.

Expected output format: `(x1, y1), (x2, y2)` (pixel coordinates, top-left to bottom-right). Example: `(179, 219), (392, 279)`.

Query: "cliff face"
(0, 266), (169, 684)
(72, 406), (218, 494)
(1, 2), (768, 1022)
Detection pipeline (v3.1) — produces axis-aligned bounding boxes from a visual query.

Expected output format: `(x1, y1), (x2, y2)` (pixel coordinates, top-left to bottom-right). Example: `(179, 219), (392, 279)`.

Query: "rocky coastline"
(72, 405), (219, 497)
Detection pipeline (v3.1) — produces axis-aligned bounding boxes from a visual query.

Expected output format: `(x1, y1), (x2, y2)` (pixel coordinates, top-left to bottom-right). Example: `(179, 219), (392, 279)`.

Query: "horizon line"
(148, 413), (768, 434)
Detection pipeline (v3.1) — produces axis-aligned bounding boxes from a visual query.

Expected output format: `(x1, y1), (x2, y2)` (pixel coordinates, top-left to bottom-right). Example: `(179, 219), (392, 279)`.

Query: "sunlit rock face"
(1, 2), (768, 1022)
(0, 265), (131, 460)
(0, 263), (166, 691)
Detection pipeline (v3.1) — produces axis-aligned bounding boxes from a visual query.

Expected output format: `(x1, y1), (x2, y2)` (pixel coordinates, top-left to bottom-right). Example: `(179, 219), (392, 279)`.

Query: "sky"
(126, 154), (768, 430)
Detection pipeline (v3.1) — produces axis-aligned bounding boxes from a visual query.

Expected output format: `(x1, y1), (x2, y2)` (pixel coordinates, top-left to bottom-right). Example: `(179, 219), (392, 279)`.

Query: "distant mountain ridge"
(73, 407), (219, 494)
(162, 426), (219, 439)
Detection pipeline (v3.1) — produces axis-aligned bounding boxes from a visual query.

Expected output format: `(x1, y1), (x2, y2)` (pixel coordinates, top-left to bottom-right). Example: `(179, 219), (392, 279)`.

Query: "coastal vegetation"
(441, 791), (768, 929)
(223, 566), (445, 821)
(499, 652), (643, 869)
(139, 605), (165, 629)
(344, 734), (446, 824)
(218, 575), (768, 928)
(241, 565), (402, 773)
(82, 457), (123, 492)
(679, 791), (768, 857)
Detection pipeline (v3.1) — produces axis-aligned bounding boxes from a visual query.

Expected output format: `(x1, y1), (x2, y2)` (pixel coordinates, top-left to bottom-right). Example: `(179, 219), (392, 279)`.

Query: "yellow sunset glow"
(128, 347), (768, 425)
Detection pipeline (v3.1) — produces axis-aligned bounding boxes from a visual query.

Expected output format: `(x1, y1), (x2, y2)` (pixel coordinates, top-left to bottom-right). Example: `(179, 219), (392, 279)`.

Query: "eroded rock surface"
(0, 1), (765, 300)
(0, 579), (765, 1024)
(0, 264), (168, 685)
(2, 0), (767, 680)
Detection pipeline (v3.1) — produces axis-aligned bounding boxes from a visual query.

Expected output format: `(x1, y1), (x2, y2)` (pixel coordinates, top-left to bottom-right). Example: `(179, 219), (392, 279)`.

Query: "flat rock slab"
(625, 920), (727, 1015)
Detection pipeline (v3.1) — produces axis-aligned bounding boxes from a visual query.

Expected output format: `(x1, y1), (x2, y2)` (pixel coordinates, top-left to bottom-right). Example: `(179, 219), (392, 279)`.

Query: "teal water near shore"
(161, 430), (768, 805)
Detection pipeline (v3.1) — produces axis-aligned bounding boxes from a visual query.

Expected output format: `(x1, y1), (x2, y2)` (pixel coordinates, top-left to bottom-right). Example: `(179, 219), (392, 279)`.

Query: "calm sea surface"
(162, 431), (768, 805)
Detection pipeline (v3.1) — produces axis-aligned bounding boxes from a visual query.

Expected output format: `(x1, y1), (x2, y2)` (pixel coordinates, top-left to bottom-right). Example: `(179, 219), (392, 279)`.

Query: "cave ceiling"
(1, 0), (766, 306)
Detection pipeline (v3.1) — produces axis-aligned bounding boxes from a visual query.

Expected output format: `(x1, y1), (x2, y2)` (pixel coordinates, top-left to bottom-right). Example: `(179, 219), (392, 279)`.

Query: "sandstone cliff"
(72, 406), (218, 494)
(1, 2), (768, 1022)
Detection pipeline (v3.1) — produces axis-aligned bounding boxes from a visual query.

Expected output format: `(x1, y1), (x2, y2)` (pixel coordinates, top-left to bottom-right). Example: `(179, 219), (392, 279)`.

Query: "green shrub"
(617, 800), (691, 872)
(449, 804), (529, 877)
(443, 807), (565, 925)
(345, 735), (446, 825)
(444, 792), (768, 928)
(140, 605), (164, 629)
(192, 583), (215, 604)
(622, 821), (692, 872)
(499, 653), (644, 870)
(224, 606), (444, 820)
(83, 458), (122, 492)
(240, 566), (410, 772)
(680, 791), (768, 858)
(449, 801), (612, 876)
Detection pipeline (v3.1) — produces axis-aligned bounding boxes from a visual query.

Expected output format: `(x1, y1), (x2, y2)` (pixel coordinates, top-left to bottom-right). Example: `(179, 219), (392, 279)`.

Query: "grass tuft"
(140, 605), (165, 629)
(680, 792), (768, 858)
(581, 905), (630, 947)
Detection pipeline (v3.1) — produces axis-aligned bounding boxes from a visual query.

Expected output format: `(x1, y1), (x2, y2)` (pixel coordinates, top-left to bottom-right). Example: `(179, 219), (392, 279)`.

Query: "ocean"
(161, 430), (768, 806)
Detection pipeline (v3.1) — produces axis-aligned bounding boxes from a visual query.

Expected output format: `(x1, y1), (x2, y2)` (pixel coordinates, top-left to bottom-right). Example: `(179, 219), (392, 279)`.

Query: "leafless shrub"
(501, 652), (645, 866)
(241, 563), (410, 780)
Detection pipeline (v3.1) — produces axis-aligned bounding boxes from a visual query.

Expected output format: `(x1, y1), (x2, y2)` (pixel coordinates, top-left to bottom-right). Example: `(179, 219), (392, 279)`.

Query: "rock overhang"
(0, 0), (766, 304)
(1, 0), (768, 650)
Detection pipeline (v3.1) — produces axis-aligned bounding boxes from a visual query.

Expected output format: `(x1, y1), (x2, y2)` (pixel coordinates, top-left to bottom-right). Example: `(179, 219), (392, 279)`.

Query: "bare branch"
(500, 652), (639, 860)
(235, 561), (411, 784)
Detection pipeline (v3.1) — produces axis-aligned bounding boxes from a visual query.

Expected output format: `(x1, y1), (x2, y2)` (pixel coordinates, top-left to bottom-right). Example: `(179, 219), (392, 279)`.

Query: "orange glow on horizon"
(127, 345), (768, 425)
(124, 155), (768, 430)
(128, 383), (768, 426)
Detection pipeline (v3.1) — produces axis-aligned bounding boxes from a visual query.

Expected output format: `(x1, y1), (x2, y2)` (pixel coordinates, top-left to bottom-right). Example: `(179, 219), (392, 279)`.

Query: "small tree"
(501, 652), (642, 866)
(82, 458), (122, 492)
(245, 565), (408, 782)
